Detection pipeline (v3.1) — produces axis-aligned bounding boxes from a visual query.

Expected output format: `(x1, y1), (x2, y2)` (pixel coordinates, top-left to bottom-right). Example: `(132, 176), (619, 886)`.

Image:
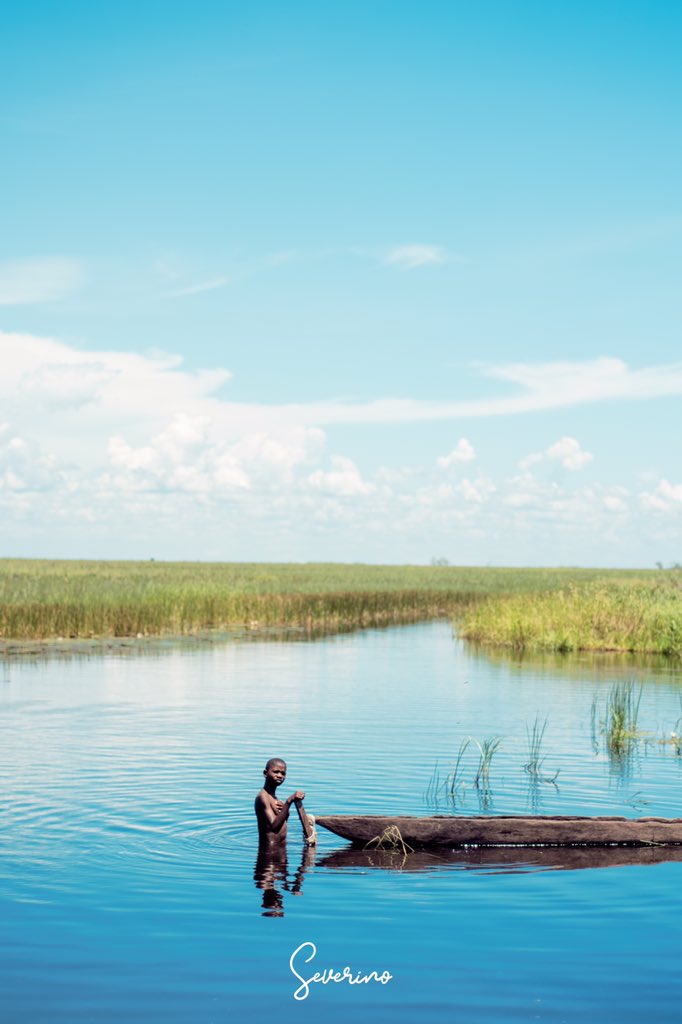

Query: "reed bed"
(459, 576), (682, 656)
(0, 559), (661, 642)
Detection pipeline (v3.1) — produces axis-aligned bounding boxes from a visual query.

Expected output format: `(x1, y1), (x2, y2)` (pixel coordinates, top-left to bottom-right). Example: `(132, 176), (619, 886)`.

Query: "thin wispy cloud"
(0, 258), (83, 305)
(385, 244), (447, 268)
(276, 357), (682, 426)
(166, 275), (231, 297)
(4, 335), (682, 439)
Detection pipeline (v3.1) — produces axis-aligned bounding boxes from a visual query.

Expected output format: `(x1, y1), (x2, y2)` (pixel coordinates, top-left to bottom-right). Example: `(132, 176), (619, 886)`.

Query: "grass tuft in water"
(603, 682), (642, 756)
(523, 716), (560, 783)
(472, 736), (502, 790)
(446, 738), (472, 802)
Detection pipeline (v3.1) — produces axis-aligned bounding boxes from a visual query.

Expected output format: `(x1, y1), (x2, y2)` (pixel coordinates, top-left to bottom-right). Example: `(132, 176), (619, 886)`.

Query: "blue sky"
(1, 1), (681, 565)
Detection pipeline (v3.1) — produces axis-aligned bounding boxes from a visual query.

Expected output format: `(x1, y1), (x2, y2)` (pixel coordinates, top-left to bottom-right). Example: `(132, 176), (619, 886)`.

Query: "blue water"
(2, 623), (682, 1022)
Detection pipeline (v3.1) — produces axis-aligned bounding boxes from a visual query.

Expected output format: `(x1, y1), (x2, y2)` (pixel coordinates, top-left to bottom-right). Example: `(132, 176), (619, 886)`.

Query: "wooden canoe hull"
(315, 814), (682, 848)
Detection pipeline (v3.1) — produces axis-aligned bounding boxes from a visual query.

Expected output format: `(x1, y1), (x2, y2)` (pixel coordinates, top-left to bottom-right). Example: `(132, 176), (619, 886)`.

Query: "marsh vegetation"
(459, 575), (682, 656)
(0, 559), (679, 656)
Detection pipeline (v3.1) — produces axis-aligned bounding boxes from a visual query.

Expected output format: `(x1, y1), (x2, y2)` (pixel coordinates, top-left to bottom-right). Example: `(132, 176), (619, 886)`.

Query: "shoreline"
(0, 619), (435, 660)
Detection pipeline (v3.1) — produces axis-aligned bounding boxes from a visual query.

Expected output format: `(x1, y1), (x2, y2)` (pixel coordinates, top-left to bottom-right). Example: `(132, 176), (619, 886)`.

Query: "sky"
(1, 0), (681, 566)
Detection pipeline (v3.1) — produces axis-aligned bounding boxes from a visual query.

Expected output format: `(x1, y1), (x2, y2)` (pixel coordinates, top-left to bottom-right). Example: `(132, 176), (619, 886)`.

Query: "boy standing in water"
(255, 758), (306, 844)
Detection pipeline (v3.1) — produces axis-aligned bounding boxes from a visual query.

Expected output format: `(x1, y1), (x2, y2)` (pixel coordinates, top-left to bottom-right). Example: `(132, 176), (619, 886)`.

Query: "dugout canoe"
(315, 814), (682, 848)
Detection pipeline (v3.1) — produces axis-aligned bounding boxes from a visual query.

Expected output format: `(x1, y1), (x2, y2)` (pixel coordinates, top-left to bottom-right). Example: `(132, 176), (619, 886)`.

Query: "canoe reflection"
(254, 842), (316, 916)
(255, 841), (682, 916)
(317, 843), (682, 874)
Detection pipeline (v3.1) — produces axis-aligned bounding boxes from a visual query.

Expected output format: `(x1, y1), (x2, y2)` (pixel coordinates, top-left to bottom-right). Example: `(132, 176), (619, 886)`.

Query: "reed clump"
(425, 735), (501, 809)
(459, 575), (682, 656)
(524, 716), (559, 783)
(591, 682), (643, 757)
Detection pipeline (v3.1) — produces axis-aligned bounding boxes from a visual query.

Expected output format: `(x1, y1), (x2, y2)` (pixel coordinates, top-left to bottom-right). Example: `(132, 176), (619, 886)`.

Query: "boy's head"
(264, 758), (287, 787)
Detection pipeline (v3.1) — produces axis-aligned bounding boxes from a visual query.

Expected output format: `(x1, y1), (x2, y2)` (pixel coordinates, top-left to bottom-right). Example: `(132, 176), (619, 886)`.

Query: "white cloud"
(104, 417), (326, 495)
(518, 452), (543, 471)
(5, 334), (682, 442)
(276, 357), (682, 426)
(0, 432), (65, 491)
(0, 333), (232, 463)
(520, 437), (593, 472)
(0, 328), (679, 562)
(547, 437), (593, 470)
(385, 245), (447, 268)
(603, 495), (628, 513)
(231, 428), (326, 482)
(640, 480), (682, 513)
(457, 477), (496, 503)
(0, 258), (83, 305)
(437, 438), (476, 468)
(307, 456), (374, 497)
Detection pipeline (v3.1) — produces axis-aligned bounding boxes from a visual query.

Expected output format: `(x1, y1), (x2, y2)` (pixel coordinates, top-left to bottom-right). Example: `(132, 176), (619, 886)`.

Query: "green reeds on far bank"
(0, 558), (499, 640)
(0, 558), (650, 642)
(458, 576), (682, 656)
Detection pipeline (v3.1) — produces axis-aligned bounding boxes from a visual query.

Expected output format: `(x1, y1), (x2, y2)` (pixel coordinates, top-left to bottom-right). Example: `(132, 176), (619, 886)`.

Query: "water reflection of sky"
(2, 623), (682, 1022)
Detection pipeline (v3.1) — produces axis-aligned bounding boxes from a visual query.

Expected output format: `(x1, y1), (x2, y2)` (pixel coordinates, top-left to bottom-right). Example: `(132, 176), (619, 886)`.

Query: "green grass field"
(0, 559), (678, 654)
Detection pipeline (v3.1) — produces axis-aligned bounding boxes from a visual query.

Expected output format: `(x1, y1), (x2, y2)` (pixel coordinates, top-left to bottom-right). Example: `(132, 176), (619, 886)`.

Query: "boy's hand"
(288, 790), (305, 803)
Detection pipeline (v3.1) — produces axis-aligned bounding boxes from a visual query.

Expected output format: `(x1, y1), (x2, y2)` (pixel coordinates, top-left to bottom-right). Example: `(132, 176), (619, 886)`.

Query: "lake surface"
(2, 622), (682, 1023)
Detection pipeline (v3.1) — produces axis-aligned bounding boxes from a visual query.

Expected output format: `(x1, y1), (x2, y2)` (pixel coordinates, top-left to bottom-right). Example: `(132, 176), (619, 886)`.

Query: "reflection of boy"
(255, 758), (305, 844)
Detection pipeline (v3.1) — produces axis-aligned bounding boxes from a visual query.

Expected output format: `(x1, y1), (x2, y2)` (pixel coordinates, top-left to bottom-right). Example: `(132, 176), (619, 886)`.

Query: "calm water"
(2, 622), (682, 1023)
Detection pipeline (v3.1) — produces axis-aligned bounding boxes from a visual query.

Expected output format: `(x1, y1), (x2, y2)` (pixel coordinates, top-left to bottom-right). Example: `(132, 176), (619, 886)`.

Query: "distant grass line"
(0, 559), (652, 641)
(459, 577), (682, 656)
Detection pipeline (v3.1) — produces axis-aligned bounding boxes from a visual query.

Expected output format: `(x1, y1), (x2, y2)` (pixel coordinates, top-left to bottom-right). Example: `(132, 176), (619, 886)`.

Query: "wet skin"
(254, 761), (305, 843)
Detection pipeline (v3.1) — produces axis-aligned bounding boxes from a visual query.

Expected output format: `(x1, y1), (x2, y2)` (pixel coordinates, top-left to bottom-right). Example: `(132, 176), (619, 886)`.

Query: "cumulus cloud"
(500, 477), (633, 535)
(437, 438), (476, 468)
(603, 494), (628, 513)
(640, 480), (682, 513)
(385, 245), (447, 268)
(456, 477), (496, 503)
(0, 328), (678, 560)
(0, 332), (233, 464)
(308, 456), (374, 497)
(0, 258), (83, 305)
(520, 437), (593, 471)
(547, 437), (593, 470)
(105, 416), (327, 495)
(0, 431), (65, 491)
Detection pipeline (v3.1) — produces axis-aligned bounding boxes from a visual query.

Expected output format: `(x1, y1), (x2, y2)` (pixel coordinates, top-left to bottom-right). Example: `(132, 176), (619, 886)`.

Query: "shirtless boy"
(255, 758), (305, 844)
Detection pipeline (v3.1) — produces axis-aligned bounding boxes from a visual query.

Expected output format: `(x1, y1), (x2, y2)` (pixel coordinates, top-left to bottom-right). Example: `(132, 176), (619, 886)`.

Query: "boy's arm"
(257, 790), (305, 833)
